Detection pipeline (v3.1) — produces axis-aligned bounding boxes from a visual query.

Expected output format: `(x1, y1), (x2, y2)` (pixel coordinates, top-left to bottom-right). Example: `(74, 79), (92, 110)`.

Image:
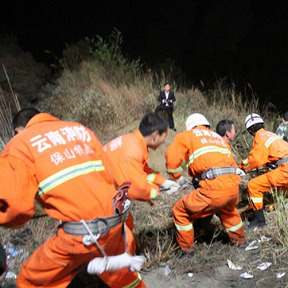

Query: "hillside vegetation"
(1, 30), (287, 288)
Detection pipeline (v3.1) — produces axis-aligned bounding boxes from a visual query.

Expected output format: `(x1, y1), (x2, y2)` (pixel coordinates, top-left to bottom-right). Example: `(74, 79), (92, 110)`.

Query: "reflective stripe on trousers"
(174, 222), (193, 231)
(122, 272), (142, 288)
(226, 220), (243, 232)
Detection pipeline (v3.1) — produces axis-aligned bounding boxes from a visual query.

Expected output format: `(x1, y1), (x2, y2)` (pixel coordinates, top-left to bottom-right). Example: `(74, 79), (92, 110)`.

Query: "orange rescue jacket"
(0, 113), (118, 228)
(104, 129), (166, 201)
(240, 128), (288, 170)
(166, 126), (240, 190)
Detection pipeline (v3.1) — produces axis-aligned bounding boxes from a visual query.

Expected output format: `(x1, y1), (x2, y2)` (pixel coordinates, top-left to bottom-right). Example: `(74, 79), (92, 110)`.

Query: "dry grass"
(0, 87), (14, 151)
(0, 33), (49, 110)
(1, 33), (287, 287)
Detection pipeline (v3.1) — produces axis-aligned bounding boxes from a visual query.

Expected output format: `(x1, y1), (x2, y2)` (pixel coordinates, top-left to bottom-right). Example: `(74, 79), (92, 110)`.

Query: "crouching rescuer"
(165, 113), (245, 254)
(0, 109), (146, 288)
(240, 113), (288, 229)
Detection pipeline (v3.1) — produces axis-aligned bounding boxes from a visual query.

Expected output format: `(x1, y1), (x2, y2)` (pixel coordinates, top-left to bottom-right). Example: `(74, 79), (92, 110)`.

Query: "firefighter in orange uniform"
(104, 113), (180, 236)
(0, 108), (146, 288)
(240, 113), (288, 229)
(104, 113), (180, 202)
(166, 113), (245, 254)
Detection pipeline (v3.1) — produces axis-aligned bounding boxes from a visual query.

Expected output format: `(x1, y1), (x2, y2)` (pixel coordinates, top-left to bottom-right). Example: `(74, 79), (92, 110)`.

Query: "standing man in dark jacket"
(155, 82), (176, 131)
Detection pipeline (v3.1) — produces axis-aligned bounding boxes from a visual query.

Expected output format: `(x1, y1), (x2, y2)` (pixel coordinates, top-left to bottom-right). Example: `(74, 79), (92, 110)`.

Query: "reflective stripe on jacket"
(0, 113), (117, 227)
(240, 128), (288, 170)
(165, 126), (239, 190)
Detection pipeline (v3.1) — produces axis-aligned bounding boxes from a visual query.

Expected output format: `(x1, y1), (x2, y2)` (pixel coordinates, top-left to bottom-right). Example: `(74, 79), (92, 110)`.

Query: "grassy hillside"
(0, 31), (287, 287)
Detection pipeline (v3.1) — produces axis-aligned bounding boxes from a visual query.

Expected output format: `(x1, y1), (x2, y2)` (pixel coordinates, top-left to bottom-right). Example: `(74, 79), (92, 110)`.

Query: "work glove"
(236, 168), (245, 176)
(176, 176), (191, 188)
(161, 180), (180, 195)
(87, 253), (146, 274)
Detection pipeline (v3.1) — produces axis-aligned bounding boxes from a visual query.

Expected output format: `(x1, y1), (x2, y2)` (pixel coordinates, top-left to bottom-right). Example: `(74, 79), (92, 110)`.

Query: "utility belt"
(201, 166), (236, 180)
(62, 182), (131, 238)
(62, 208), (129, 237)
(266, 155), (288, 170)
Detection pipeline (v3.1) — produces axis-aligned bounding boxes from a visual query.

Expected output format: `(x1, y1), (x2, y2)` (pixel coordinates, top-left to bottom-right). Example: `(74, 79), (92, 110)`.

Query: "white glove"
(236, 168), (245, 176)
(176, 176), (190, 188)
(87, 253), (146, 274)
(161, 180), (180, 195)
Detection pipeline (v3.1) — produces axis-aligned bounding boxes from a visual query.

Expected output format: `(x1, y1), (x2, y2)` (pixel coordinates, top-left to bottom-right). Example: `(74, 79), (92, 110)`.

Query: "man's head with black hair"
(284, 111), (288, 122)
(216, 119), (235, 142)
(13, 108), (40, 134)
(139, 112), (168, 150)
(164, 82), (171, 93)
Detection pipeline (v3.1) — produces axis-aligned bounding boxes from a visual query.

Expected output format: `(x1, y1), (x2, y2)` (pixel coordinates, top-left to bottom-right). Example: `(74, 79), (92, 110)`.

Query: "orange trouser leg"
(17, 225), (146, 288)
(247, 174), (270, 210)
(216, 195), (245, 245)
(100, 271), (146, 288)
(248, 166), (288, 210)
(172, 201), (194, 253)
(173, 187), (245, 251)
(248, 167), (288, 210)
(172, 189), (215, 252)
(17, 235), (95, 288)
(98, 224), (145, 288)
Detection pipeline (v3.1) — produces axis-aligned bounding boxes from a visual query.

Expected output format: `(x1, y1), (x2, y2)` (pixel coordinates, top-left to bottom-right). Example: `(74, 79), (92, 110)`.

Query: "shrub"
(0, 33), (49, 110)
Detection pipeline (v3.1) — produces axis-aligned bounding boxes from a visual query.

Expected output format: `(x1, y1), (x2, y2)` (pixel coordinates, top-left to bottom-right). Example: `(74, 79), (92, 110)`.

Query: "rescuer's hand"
(236, 168), (246, 176)
(87, 253), (146, 274)
(161, 180), (180, 195)
(129, 255), (146, 272)
(176, 176), (190, 188)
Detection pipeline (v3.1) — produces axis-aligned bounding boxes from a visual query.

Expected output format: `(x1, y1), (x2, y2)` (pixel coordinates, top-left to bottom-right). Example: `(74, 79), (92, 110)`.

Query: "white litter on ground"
(245, 240), (259, 251)
(257, 262), (272, 271)
(240, 272), (253, 279)
(258, 236), (271, 243)
(227, 259), (242, 270)
(276, 272), (285, 279)
(159, 265), (171, 276)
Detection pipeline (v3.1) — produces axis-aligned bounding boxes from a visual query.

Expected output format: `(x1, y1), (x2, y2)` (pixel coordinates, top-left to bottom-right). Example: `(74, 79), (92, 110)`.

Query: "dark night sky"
(1, 1), (288, 111)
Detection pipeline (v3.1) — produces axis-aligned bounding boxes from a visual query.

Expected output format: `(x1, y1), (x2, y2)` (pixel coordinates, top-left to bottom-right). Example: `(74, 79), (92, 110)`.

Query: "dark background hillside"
(1, 0), (288, 111)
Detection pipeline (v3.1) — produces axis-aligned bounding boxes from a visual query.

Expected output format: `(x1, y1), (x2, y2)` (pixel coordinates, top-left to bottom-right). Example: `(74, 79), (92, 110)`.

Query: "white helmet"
(186, 113), (210, 130)
(245, 113), (264, 130)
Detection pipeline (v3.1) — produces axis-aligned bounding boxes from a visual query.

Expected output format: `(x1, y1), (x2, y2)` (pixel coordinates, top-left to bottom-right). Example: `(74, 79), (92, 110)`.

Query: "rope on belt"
(201, 166), (236, 180)
(62, 208), (129, 237)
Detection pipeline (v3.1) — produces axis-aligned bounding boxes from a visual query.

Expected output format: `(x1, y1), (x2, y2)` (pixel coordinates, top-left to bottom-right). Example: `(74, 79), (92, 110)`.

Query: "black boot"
(245, 208), (267, 230)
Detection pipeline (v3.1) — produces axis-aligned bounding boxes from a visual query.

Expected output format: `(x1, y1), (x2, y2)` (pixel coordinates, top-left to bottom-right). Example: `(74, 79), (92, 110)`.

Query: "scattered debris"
(258, 236), (271, 243)
(240, 272), (253, 279)
(5, 271), (17, 281)
(276, 272), (286, 279)
(227, 259), (242, 270)
(257, 262), (272, 271)
(245, 240), (259, 251)
(159, 265), (171, 276)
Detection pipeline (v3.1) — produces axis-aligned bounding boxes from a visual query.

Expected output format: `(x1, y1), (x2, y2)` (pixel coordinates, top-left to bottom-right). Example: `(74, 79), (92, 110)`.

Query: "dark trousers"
(155, 105), (175, 129)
